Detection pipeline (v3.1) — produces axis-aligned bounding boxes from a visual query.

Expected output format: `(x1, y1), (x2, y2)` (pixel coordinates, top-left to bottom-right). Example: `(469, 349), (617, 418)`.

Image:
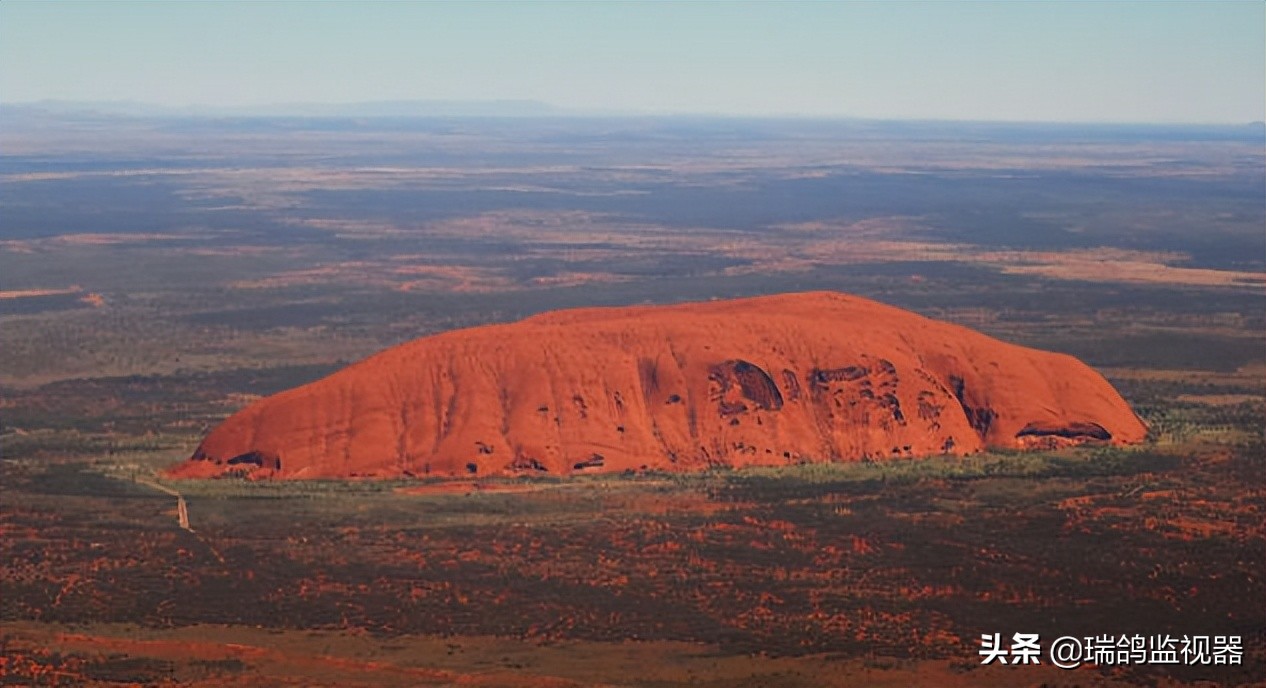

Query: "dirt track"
(136, 478), (191, 531)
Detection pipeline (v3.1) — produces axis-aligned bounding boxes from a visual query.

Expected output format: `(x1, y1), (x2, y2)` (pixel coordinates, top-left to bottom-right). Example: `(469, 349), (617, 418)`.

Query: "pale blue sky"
(2, 1), (1262, 123)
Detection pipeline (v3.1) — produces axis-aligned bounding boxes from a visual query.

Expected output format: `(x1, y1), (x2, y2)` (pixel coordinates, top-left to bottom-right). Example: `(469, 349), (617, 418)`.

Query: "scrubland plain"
(1, 112), (1262, 685)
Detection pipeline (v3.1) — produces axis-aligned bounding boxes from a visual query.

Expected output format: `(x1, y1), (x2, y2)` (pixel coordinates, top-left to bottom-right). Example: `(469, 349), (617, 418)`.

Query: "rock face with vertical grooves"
(168, 292), (1147, 479)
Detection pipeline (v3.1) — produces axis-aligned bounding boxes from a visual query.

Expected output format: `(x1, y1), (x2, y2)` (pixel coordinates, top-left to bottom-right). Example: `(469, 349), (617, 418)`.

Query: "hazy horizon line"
(5, 98), (1263, 129)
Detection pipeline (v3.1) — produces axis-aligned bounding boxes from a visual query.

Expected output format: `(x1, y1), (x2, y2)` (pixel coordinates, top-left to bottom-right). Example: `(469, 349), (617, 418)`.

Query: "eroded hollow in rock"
(1015, 421), (1112, 441)
(573, 453), (606, 470)
(710, 359), (784, 412)
(226, 451), (281, 471)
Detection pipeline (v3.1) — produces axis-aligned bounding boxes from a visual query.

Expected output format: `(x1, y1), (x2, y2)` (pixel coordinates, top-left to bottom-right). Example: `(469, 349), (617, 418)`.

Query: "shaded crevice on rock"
(226, 450), (280, 470)
(572, 453), (605, 470)
(880, 392), (905, 423)
(949, 375), (996, 439)
(1016, 421), (1112, 441)
(637, 357), (659, 399)
(719, 400), (748, 416)
(781, 369), (801, 401)
(966, 407), (995, 437)
(226, 452), (262, 466)
(810, 365), (868, 386)
(509, 455), (548, 472)
(917, 391), (943, 429)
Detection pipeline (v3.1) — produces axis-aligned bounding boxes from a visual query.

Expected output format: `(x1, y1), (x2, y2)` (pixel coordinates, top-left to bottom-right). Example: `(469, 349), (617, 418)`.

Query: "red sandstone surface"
(169, 292), (1146, 479)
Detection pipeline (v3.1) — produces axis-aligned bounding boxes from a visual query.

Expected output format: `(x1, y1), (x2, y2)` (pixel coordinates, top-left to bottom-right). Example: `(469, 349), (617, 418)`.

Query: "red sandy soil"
(1, 621), (1188, 688)
(0, 623), (583, 687)
(169, 291), (1145, 480)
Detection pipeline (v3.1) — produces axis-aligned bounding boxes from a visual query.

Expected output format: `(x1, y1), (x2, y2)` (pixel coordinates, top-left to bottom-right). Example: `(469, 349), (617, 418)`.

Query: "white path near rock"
(136, 478), (191, 531)
(135, 477), (227, 564)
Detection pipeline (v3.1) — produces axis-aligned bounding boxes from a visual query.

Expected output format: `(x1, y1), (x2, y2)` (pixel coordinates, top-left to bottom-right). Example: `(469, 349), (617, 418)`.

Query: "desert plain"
(1, 111), (1263, 686)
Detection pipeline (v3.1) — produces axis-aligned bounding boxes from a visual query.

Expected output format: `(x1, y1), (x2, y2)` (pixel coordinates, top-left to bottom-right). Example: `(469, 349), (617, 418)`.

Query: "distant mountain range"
(0, 99), (575, 119)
